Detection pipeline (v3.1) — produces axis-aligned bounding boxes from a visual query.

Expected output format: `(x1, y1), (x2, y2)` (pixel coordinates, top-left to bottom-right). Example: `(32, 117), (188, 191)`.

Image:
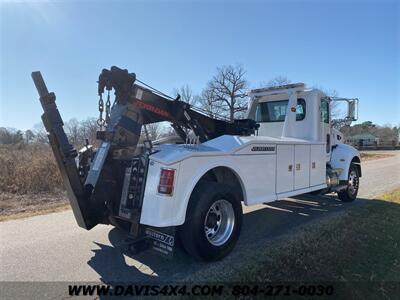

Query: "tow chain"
(105, 90), (111, 126)
(97, 93), (105, 129)
(97, 90), (112, 129)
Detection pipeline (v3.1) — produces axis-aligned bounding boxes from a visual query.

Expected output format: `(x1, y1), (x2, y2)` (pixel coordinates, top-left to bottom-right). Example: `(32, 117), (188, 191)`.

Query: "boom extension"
(96, 66), (259, 148)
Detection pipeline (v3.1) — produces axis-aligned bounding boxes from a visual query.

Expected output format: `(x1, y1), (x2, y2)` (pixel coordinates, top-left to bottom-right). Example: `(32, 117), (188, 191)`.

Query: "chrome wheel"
(348, 169), (359, 196)
(204, 199), (235, 246)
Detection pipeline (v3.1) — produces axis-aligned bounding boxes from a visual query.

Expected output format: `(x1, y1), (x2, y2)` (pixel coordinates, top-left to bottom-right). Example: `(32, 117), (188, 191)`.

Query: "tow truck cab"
(246, 83), (361, 182)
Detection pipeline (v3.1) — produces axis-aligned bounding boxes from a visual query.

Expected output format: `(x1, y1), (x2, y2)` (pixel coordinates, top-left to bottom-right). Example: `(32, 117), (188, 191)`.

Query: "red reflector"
(158, 168), (175, 195)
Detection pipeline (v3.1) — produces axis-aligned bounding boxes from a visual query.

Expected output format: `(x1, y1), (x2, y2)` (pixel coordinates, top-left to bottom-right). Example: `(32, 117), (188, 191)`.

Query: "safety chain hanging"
(105, 90), (111, 125)
(97, 93), (105, 129)
(97, 89), (112, 129)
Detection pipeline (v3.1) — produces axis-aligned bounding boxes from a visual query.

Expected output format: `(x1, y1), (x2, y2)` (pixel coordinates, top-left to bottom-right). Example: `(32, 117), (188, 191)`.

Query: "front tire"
(337, 163), (360, 202)
(179, 182), (243, 261)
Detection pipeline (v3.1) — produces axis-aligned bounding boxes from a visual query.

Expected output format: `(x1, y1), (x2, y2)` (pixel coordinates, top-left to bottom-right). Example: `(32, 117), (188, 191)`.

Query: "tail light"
(158, 168), (175, 195)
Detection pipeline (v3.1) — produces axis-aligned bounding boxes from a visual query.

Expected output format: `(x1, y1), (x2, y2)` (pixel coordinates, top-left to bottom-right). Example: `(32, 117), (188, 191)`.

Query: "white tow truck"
(33, 68), (361, 261)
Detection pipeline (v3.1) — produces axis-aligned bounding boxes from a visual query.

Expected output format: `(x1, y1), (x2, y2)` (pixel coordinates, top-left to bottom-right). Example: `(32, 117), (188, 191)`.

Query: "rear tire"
(179, 181), (242, 261)
(337, 163), (359, 202)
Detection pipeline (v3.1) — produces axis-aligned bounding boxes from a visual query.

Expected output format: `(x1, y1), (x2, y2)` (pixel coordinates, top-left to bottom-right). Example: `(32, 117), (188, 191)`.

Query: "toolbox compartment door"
(276, 145), (294, 193)
(310, 144), (326, 186)
(294, 145), (310, 190)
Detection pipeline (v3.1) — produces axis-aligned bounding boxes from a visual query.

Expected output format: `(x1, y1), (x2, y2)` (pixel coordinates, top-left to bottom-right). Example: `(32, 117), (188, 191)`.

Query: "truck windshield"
(255, 99), (306, 122)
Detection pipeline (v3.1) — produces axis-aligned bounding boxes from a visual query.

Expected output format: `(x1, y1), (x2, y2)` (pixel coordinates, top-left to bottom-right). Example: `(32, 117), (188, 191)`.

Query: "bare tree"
(199, 88), (226, 118)
(32, 119), (97, 146)
(261, 76), (292, 88)
(143, 123), (163, 141)
(64, 118), (81, 146)
(79, 118), (98, 144)
(32, 123), (49, 144)
(374, 124), (399, 144)
(202, 64), (249, 121)
(173, 84), (199, 106)
(0, 127), (24, 144)
(158, 125), (177, 139)
(24, 130), (35, 143)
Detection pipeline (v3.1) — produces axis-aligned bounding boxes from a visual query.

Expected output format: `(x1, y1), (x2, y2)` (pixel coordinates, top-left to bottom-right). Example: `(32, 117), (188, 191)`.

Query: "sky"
(0, 0), (399, 131)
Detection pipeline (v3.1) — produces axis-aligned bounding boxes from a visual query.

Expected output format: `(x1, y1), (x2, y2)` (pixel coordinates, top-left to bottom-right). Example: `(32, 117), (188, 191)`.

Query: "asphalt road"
(1, 151), (399, 283)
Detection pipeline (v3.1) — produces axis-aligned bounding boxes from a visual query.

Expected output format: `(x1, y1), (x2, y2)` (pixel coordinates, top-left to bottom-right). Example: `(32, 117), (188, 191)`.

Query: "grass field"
(220, 188), (400, 298)
(0, 144), (62, 193)
(0, 144), (66, 220)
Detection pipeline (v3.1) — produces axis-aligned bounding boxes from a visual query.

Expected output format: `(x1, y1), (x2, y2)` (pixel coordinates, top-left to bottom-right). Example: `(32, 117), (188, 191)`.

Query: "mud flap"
(32, 71), (104, 230)
(125, 226), (176, 259)
(144, 227), (176, 259)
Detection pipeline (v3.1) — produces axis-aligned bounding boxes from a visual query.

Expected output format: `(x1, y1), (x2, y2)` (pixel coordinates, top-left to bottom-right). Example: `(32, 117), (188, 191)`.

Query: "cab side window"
(255, 99), (306, 122)
(321, 100), (329, 123)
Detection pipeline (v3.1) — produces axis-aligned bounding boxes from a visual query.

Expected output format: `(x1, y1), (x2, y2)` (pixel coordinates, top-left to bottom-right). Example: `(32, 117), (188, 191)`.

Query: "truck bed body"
(140, 134), (327, 227)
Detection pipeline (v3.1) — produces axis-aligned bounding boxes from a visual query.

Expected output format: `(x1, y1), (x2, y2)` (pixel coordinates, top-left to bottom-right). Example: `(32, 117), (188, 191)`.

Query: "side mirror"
(329, 97), (359, 128)
(347, 99), (358, 121)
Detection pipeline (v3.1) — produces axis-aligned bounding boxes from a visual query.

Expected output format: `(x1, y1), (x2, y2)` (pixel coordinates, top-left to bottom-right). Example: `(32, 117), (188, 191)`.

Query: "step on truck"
(32, 66), (361, 261)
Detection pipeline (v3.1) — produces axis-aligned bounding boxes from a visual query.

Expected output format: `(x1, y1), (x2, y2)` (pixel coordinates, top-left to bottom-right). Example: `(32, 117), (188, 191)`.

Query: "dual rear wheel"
(179, 182), (243, 261)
